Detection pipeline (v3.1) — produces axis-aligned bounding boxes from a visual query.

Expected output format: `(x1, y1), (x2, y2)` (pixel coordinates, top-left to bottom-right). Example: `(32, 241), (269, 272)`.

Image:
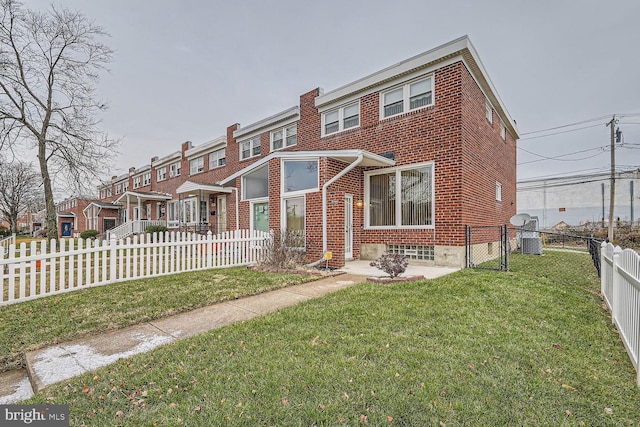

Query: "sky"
(26, 0), (640, 189)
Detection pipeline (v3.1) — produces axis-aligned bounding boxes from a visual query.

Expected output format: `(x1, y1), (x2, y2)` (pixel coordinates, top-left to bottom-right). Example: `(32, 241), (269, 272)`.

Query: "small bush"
(0, 226), (10, 238)
(260, 230), (308, 270)
(80, 229), (99, 239)
(370, 253), (408, 278)
(145, 225), (169, 234)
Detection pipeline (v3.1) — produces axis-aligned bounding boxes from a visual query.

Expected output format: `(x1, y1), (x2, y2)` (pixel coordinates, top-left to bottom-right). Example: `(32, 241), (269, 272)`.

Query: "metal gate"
(465, 224), (509, 271)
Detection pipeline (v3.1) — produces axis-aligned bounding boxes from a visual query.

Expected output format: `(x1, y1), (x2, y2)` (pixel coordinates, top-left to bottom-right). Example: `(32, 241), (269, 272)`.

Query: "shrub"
(80, 229), (99, 239)
(0, 226), (10, 238)
(370, 253), (409, 278)
(145, 225), (169, 234)
(260, 230), (308, 270)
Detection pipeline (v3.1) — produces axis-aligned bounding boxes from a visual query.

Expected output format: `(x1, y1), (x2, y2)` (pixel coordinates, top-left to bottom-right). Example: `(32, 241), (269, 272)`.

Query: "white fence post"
(109, 233), (117, 282)
(611, 246), (622, 328)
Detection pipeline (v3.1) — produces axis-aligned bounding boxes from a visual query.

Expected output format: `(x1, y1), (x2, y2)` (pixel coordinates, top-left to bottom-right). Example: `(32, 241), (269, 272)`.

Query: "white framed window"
(365, 163), (434, 229)
(106, 188), (112, 197)
(271, 125), (297, 151)
(242, 165), (269, 200)
(190, 156), (204, 175)
(182, 198), (197, 224)
(133, 176), (141, 189)
(123, 181), (129, 192)
(381, 76), (433, 119)
(157, 167), (167, 182)
(240, 137), (261, 160)
(100, 190), (105, 199)
(485, 100), (493, 124)
(496, 182), (502, 202)
(500, 122), (506, 141)
(322, 102), (360, 136)
(282, 196), (305, 248)
(115, 183), (122, 195)
(209, 148), (226, 169)
(167, 200), (179, 228)
(282, 159), (318, 195)
(169, 162), (181, 177)
(142, 172), (151, 186)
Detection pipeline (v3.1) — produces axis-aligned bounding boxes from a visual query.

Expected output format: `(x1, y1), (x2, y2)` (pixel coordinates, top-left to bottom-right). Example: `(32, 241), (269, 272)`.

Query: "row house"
(92, 36), (518, 268)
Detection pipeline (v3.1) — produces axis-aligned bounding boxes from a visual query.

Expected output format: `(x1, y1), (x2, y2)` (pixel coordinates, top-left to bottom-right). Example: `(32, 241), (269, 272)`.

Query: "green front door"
(253, 202), (269, 232)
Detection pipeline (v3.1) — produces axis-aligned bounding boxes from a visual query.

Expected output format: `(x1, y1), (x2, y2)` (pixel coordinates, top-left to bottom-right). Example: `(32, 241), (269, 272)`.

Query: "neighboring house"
(56, 197), (93, 238)
(93, 35), (518, 268)
(517, 169), (640, 229)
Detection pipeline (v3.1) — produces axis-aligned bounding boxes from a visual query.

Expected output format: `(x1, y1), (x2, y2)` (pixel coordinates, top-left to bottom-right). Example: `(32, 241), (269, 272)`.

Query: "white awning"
(176, 181), (233, 196)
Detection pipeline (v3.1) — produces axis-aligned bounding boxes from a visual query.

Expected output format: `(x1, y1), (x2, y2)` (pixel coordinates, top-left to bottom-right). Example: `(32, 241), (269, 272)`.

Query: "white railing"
(0, 229), (271, 306)
(601, 241), (640, 386)
(0, 233), (16, 256)
(107, 220), (167, 240)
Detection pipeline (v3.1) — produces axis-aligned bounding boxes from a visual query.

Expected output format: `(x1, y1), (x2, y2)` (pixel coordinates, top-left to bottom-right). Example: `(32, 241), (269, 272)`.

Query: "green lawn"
(19, 251), (640, 426)
(0, 267), (317, 372)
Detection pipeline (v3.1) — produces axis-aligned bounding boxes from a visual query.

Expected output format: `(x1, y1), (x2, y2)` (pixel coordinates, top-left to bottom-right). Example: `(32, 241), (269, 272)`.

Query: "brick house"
(93, 35), (518, 268)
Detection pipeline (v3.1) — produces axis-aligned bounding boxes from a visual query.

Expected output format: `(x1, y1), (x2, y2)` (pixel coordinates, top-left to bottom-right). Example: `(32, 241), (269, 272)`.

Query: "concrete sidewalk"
(0, 263), (459, 404)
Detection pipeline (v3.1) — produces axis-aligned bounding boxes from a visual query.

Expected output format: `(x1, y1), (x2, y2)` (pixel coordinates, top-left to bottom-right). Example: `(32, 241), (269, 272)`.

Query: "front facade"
(91, 36), (518, 267)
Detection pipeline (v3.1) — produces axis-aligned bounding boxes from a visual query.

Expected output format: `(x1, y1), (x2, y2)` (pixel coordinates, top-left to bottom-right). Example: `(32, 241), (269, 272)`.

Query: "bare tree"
(0, 160), (43, 234)
(0, 0), (118, 239)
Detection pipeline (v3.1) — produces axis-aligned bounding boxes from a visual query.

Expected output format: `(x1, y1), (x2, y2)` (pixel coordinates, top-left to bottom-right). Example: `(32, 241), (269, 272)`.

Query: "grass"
(0, 267), (317, 372)
(19, 250), (640, 426)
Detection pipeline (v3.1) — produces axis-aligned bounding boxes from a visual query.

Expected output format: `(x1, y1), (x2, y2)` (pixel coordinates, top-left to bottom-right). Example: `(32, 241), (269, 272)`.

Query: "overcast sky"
(28, 0), (640, 186)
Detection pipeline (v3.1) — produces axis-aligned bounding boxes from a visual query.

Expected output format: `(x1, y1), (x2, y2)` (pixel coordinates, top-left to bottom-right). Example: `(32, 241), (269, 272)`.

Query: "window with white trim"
(169, 162), (181, 177)
(283, 196), (305, 246)
(157, 167), (167, 182)
(381, 76), (433, 119)
(133, 176), (141, 189)
(365, 163), (433, 228)
(123, 181), (129, 192)
(142, 172), (151, 186)
(496, 182), (502, 202)
(190, 156), (204, 175)
(322, 102), (360, 136)
(167, 200), (178, 227)
(209, 148), (226, 169)
(240, 137), (261, 160)
(500, 122), (506, 141)
(115, 183), (122, 195)
(271, 125), (297, 151)
(282, 160), (318, 194)
(485, 101), (493, 124)
(243, 165), (269, 200)
(106, 188), (112, 197)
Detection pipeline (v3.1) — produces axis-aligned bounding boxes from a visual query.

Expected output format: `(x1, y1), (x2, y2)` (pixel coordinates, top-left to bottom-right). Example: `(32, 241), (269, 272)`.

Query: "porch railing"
(0, 233), (16, 256)
(107, 220), (166, 240)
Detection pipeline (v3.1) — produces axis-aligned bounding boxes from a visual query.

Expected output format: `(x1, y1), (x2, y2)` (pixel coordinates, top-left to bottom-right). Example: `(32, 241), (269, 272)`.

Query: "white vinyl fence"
(601, 241), (640, 386)
(0, 230), (271, 306)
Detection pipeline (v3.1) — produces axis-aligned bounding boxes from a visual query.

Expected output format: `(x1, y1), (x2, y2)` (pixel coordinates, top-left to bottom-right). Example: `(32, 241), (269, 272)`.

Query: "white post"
(611, 246), (623, 327)
(109, 233), (117, 282)
(600, 240), (607, 298)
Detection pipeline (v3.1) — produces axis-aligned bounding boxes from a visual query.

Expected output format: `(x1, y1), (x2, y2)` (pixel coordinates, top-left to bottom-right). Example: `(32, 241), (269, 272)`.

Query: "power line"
(519, 123), (605, 141)
(519, 115), (611, 136)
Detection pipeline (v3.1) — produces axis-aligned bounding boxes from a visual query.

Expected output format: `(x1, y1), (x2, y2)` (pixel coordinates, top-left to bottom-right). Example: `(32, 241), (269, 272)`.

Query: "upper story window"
(322, 102), (360, 136)
(282, 160), (318, 194)
(243, 165), (269, 200)
(209, 148), (226, 169)
(115, 183), (122, 195)
(381, 76), (433, 119)
(169, 161), (181, 177)
(240, 137), (261, 160)
(500, 122), (506, 141)
(142, 172), (151, 186)
(485, 100), (493, 124)
(190, 156), (204, 175)
(106, 188), (112, 197)
(271, 125), (297, 151)
(123, 181), (129, 192)
(133, 176), (141, 189)
(157, 167), (167, 182)
(496, 182), (502, 202)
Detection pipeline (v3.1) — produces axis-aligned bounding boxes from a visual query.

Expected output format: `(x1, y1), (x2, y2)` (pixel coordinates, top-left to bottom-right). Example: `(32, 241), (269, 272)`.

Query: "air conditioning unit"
(522, 237), (543, 255)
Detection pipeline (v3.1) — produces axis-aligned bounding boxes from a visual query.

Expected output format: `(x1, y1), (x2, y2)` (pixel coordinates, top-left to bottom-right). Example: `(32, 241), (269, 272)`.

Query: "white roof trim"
(185, 136), (226, 158)
(152, 151), (181, 167)
(219, 149), (396, 186)
(176, 180), (233, 195)
(233, 106), (300, 140)
(114, 191), (172, 204)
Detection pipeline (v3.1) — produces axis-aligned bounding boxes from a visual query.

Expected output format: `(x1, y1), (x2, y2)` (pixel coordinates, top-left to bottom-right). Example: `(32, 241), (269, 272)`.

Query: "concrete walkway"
(0, 263), (458, 404)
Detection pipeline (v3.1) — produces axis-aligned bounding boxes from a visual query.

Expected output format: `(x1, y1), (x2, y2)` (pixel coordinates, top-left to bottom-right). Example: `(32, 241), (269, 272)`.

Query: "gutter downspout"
(233, 188), (239, 230)
(322, 154), (364, 254)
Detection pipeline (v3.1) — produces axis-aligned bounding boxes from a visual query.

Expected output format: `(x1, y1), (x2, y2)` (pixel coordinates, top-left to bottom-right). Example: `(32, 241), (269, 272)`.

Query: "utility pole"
(607, 115), (617, 241)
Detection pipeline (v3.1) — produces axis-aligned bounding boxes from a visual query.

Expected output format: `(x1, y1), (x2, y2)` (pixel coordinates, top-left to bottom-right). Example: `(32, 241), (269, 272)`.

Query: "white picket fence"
(0, 229), (271, 306)
(0, 233), (16, 256)
(601, 241), (640, 386)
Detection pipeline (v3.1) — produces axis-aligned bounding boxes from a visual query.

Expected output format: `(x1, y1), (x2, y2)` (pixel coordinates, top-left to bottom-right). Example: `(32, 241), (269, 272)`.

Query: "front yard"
(12, 251), (640, 425)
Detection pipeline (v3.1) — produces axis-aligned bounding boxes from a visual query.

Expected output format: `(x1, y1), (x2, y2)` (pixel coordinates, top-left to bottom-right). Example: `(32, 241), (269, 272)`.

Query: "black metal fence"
(465, 225), (603, 276)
